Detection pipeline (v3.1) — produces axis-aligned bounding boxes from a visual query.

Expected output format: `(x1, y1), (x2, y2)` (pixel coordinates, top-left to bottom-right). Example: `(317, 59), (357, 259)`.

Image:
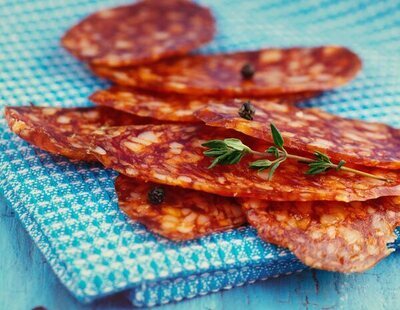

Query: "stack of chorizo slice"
(6, 0), (400, 274)
(194, 99), (400, 169)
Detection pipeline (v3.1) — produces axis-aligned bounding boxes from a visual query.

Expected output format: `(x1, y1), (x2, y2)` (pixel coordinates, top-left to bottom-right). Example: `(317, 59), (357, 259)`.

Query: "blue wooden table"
(1, 196), (400, 310)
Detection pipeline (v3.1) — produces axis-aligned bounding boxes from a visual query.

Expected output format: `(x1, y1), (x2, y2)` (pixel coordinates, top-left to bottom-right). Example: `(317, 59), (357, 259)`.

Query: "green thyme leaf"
(270, 123), (284, 148)
(208, 151), (232, 168)
(203, 149), (228, 157)
(204, 138), (252, 169)
(249, 159), (273, 171)
(314, 151), (331, 163)
(267, 146), (280, 158)
(268, 161), (281, 180)
(207, 149), (246, 168)
(218, 150), (238, 164)
(202, 140), (228, 149)
(306, 166), (330, 175)
(308, 161), (329, 168)
(336, 160), (346, 170)
(224, 138), (251, 152)
(208, 157), (222, 169)
(229, 150), (246, 165)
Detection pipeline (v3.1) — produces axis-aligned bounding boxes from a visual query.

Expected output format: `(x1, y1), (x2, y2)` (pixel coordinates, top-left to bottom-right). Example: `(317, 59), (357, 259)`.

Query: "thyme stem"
(202, 123), (391, 182)
(337, 166), (389, 182)
(250, 150), (389, 182)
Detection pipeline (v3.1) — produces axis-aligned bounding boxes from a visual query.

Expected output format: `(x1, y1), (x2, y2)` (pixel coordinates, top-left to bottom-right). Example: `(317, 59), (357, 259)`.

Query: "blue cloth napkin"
(1, 0), (400, 307)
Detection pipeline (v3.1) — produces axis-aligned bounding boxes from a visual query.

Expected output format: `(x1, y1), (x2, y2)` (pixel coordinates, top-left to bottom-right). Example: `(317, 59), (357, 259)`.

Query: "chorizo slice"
(62, 0), (215, 67)
(5, 106), (146, 161)
(89, 124), (400, 202)
(89, 86), (315, 123)
(243, 197), (400, 273)
(91, 46), (361, 96)
(116, 175), (246, 241)
(90, 86), (208, 123)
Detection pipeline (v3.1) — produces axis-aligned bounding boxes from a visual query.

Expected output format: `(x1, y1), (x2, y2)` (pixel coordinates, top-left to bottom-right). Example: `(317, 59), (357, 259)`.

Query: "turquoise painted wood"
(1, 196), (400, 310)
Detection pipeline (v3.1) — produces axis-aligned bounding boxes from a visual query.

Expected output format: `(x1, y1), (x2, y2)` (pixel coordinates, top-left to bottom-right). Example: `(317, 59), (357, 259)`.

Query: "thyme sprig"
(202, 123), (390, 182)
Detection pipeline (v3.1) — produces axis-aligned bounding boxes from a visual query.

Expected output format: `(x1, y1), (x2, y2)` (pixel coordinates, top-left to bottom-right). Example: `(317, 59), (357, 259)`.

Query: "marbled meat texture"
(243, 197), (400, 273)
(62, 0), (215, 67)
(91, 46), (361, 96)
(89, 86), (316, 123)
(194, 99), (400, 169)
(88, 124), (400, 202)
(5, 106), (146, 161)
(116, 175), (246, 241)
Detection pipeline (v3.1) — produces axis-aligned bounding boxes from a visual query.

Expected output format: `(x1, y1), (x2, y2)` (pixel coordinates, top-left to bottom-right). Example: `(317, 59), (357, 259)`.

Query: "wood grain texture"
(1, 197), (400, 310)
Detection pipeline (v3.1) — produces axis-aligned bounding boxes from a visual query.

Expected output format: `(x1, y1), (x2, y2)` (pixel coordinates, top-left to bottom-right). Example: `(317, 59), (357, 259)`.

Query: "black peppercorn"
(238, 101), (255, 120)
(240, 63), (255, 79)
(148, 186), (165, 205)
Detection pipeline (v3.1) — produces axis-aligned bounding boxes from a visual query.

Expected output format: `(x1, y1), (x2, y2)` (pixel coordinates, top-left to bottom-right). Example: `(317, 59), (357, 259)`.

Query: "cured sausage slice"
(243, 197), (400, 273)
(5, 106), (145, 161)
(90, 86), (208, 123)
(194, 100), (400, 169)
(89, 86), (315, 123)
(116, 175), (246, 241)
(89, 124), (400, 202)
(62, 0), (215, 67)
(91, 46), (361, 96)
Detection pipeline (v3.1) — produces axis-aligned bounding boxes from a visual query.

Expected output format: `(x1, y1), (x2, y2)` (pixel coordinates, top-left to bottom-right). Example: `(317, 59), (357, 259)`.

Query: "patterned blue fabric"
(1, 0), (400, 307)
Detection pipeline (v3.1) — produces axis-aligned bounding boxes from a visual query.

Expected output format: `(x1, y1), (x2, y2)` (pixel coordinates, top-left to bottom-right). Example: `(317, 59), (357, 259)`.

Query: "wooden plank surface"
(1, 196), (400, 310)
